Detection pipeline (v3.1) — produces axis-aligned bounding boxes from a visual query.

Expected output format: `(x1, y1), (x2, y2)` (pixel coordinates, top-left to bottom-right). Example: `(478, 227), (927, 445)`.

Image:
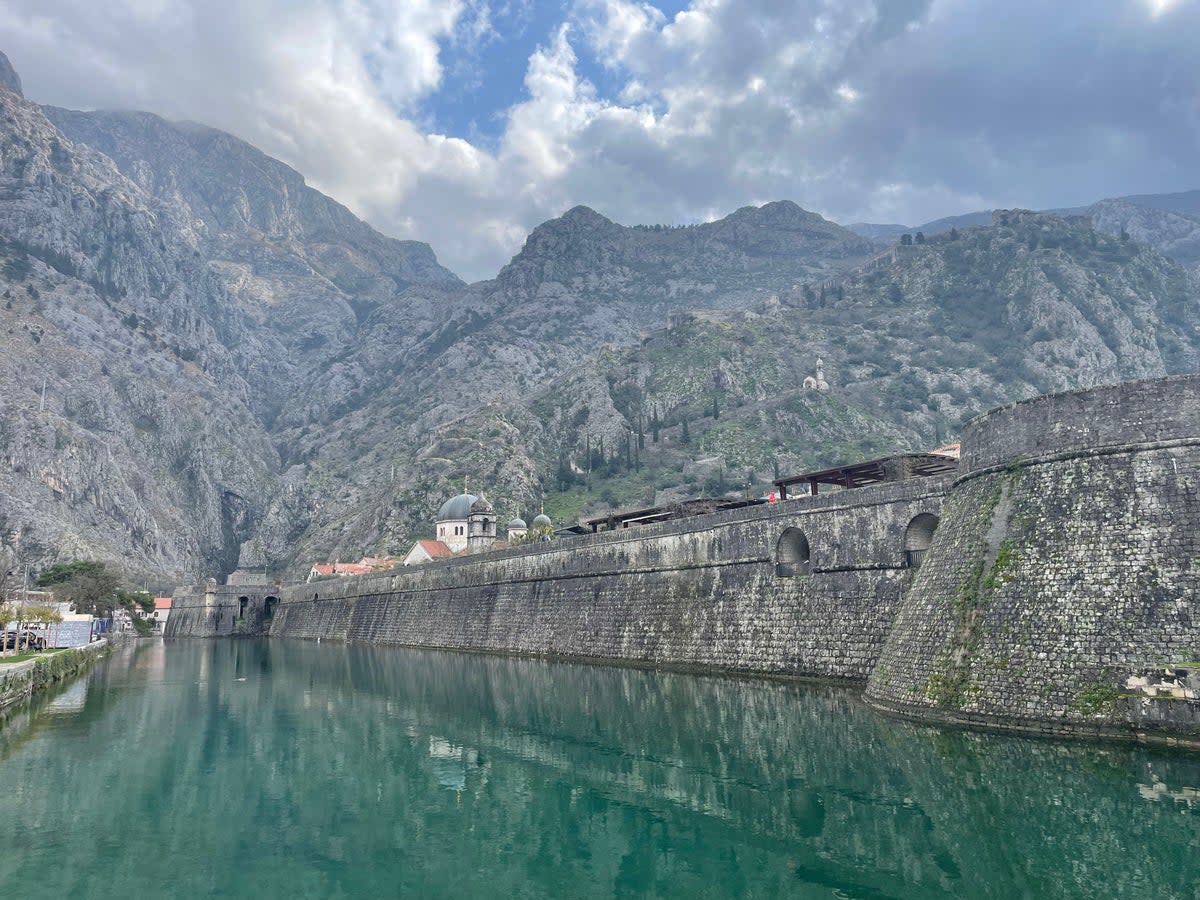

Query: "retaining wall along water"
(167, 375), (1200, 740)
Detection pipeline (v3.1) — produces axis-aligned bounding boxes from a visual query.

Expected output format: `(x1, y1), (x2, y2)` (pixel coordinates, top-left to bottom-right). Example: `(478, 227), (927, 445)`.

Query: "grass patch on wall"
(1068, 683), (1124, 717)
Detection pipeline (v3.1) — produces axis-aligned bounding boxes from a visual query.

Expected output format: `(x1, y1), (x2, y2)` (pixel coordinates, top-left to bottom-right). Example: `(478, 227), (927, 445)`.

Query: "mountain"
(40, 105), (461, 423)
(261, 202), (880, 562)
(1116, 189), (1200, 218)
(327, 208), (1197, 537)
(1080, 197), (1200, 275)
(1, 48), (1197, 581)
(0, 53), (20, 97)
(849, 211), (995, 241)
(0, 54), (457, 581)
(851, 191), (1200, 277)
(0, 51), (882, 578)
(846, 222), (908, 241)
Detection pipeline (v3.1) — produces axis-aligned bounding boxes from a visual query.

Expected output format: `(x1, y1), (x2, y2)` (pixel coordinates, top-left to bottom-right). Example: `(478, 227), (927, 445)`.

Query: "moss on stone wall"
(0, 641), (112, 716)
(1068, 684), (1125, 717)
(869, 374), (1200, 741)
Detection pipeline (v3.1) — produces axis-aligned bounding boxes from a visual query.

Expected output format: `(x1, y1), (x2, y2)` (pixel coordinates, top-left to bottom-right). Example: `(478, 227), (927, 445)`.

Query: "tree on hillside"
(900, 234), (913, 246)
(915, 231), (926, 245)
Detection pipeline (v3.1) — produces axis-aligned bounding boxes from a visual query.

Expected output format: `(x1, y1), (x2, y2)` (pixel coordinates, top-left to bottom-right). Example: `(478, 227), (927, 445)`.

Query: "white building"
(151, 597), (172, 629)
(434, 492), (479, 553)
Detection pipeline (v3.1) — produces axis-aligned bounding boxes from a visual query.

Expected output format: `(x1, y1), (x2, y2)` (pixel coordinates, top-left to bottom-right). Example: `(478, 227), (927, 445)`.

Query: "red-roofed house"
(151, 597), (172, 629)
(403, 539), (457, 566)
(307, 563), (335, 582)
(333, 563), (374, 576)
(307, 559), (397, 582)
(357, 556), (398, 571)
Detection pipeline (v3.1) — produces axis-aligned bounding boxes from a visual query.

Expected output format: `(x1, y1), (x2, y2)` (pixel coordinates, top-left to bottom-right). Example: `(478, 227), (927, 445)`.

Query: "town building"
(151, 597), (172, 630)
(306, 558), (397, 582)
(405, 491), (548, 565)
(402, 540), (456, 566)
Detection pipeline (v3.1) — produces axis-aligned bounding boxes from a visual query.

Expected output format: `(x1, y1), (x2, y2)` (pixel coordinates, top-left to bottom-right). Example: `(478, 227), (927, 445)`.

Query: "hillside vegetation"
(0, 49), (1196, 578)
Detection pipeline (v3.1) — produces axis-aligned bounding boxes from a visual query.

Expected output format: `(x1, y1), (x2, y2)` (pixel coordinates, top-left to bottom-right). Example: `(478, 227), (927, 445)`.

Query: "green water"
(0, 641), (1197, 899)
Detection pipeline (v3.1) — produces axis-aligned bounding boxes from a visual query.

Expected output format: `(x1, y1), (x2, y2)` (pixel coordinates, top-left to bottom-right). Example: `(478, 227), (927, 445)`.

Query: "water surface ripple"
(0, 640), (1196, 898)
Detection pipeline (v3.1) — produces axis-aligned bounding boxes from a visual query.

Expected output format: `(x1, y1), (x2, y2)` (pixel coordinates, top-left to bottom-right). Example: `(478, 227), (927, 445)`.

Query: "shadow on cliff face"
(217, 489), (255, 578)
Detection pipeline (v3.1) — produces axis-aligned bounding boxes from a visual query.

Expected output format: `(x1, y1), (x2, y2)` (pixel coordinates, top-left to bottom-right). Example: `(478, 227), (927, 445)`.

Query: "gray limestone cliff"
(0, 52), (21, 98)
(2, 46), (1200, 582)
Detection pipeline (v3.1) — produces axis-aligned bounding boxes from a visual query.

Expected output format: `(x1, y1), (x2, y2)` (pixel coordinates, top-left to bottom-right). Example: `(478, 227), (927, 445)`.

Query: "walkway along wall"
(865, 375), (1200, 740)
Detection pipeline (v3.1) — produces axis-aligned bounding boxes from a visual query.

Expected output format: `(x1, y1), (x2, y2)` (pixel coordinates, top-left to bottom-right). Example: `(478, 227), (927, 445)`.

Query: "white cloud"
(1, 0), (1199, 280)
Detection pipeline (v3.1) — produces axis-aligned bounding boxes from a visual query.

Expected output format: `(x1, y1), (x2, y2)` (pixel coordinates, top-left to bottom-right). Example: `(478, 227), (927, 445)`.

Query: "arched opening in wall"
(238, 596), (249, 619)
(904, 513), (940, 568)
(776, 528), (811, 577)
(264, 596), (279, 620)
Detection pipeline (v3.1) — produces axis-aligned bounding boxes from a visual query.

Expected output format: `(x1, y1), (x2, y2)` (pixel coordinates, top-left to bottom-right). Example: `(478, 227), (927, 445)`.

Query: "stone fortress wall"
(167, 374), (1200, 741)
(866, 374), (1200, 739)
(170, 476), (949, 682)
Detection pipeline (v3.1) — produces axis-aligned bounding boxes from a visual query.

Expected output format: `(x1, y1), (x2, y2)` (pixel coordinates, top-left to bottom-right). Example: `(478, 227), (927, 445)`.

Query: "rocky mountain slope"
(261, 202), (880, 560)
(314, 208), (1198, 545)
(853, 191), (1200, 277)
(0, 56), (456, 582)
(0, 49), (1197, 582)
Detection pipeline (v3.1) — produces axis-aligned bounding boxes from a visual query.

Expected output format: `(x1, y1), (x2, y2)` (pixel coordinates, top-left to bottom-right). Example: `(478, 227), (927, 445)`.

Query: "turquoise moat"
(0, 639), (1197, 898)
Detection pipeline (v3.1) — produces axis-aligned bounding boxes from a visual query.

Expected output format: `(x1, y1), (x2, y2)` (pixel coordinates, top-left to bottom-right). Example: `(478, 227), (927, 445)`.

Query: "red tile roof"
(310, 563), (335, 576)
(333, 563), (374, 576)
(417, 540), (454, 559)
(153, 597), (172, 610)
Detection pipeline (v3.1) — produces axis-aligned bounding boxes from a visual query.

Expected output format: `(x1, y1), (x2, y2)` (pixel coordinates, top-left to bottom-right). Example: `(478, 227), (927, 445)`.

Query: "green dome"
(532, 513), (552, 528)
(508, 517), (527, 529)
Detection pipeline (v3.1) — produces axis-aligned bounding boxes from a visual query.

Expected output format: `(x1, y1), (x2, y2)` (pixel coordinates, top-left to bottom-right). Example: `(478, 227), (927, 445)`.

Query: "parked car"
(3, 630), (46, 651)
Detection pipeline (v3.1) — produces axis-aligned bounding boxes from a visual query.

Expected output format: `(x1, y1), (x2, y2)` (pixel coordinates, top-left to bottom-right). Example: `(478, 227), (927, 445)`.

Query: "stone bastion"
(167, 374), (1200, 741)
(865, 374), (1200, 740)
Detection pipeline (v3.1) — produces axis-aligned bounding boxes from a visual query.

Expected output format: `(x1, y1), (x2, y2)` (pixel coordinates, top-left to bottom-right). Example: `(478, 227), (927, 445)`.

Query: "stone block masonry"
(0, 638), (114, 714)
(866, 375), (1200, 741)
(167, 578), (281, 639)
(171, 478), (948, 682)
(167, 374), (1200, 741)
(276, 477), (947, 680)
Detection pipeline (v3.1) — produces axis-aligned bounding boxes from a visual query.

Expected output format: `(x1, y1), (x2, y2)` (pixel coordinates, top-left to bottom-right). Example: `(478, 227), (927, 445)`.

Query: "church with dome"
(402, 490), (552, 566)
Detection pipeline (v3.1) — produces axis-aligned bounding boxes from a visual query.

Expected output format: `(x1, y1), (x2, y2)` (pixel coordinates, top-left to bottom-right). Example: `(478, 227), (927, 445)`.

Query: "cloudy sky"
(1, 0), (1197, 280)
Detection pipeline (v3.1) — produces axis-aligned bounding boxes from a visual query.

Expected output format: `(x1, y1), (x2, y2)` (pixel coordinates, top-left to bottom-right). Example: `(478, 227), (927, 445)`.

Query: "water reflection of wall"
(194, 644), (1200, 897)
(6, 642), (1196, 898)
